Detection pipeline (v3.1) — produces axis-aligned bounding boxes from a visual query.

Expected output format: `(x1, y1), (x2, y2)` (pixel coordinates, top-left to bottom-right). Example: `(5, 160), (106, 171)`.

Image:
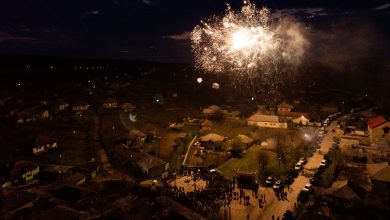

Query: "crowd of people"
(161, 167), (235, 216)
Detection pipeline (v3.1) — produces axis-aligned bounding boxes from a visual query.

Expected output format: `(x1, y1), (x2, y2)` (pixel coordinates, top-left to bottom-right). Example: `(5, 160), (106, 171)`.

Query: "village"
(0, 66), (389, 220)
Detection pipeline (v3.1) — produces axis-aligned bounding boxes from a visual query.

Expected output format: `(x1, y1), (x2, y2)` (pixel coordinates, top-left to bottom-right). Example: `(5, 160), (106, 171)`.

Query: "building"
(103, 98), (119, 109)
(58, 101), (70, 111)
(127, 129), (147, 147)
(1, 191), (39, 216)
(339, 136), (360, 149)
(121, 102), (135, 112)
(236, 134), (254, 146)
(114, 144), (168, 178)
(17, 111), (33, 124)
(367, 116), (390, 141)
(201, 119), (213, 131)
(199, 133), (226, 143)
(202, 105), (223, 118)
(72, 101), (89, 112)
(16, 106), (50, 123)
(33, 136), (58, 155)
(366, 162), (390, 196)
(10, 160), (39, 185)
(323, 180), (362, 210)
(237, 170), (257, 189)
(277, 102), (293, 113)
(247, 113), (288, 129)
(292, 114), (310, 126)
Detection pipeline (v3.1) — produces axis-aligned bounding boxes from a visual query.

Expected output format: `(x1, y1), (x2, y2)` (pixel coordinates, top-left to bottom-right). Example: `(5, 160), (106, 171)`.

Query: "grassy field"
(210, 119), (254, 138)
(218, 144), (301, 182)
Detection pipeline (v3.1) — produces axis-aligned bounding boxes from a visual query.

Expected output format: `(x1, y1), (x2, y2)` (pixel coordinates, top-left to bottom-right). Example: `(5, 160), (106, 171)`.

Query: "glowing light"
(129, 113), (137, 122)
(212, 83), (220, 89)
(232, 29), (252, 49)
(191, 0), (307, 79)
(197, 77), (203, 83)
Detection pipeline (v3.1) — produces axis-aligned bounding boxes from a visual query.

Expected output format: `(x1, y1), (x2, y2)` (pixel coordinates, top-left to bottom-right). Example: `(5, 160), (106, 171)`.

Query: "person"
(272, 215), (274, 220)
(247, 214), (250, 220)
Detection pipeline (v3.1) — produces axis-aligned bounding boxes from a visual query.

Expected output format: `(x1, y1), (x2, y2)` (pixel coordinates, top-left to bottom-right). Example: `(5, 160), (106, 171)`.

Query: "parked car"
(301, 183), (313, 193)
(319, 159), (328, 169)
(294, 162), (303, 171)
(265, 176), (275, 186)
(273, 180), (284, 192)
(310, 176), (321, 186)
(299, 157), (307, 164)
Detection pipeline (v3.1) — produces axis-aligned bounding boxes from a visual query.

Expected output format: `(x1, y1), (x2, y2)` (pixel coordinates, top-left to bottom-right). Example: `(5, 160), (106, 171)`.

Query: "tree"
(258, 150), (269, 173)
(227, 137), (245, 157)
(275, 139), (287, 169)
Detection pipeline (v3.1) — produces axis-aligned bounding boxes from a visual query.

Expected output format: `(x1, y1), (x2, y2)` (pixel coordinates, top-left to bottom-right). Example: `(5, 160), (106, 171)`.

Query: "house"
(366, 162), (390, 196)
(127, 129), (146, 146)
(30, 205), (85, 220)
(17, 111), (33, 123)
(201, 119), (213, 131)
(1, 191), (39, 216)
(291, 114), (310, 126)
(16, 106), (50, 123)
(33, 136), (58, 155)
(155, 196), (205, 220)
(58, 101), (70, 111)
(40, 164), (74, 182)
(29, 106), (50, 119)
(76, 163), (100, 181)
(236, 134), (254, 146)
(247, 113), (288, 129)
(103, 98), (119, 109)
(323, 180), (362, 209)
(121, 102), (135, 112)
(64, 173), (86, 186)
(367, 116), (390, 141)
(72, 101), (89, 112)
(50, 185), (92, 207)
(202, 105), (223, 118)
(114, 144), (168, 178)
(257, 105), (269, 114)
(10, 160), (39, 185)
(237, 170), (257, 188)
(199, 133), (226, 143)
(339, 136), (360, 148)
(277, 102), (293, 113)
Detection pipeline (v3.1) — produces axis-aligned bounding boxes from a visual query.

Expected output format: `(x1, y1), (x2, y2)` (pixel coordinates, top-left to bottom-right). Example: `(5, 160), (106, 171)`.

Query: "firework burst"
(191, 0), (308, 80)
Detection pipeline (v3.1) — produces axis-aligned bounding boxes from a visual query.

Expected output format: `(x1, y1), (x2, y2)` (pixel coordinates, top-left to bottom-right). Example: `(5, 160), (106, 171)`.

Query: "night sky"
(0, 0), (389, 63)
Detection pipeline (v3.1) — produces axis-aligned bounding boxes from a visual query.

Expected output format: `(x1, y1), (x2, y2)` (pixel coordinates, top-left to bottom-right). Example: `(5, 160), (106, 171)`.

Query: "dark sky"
(0, 0), (389, 63)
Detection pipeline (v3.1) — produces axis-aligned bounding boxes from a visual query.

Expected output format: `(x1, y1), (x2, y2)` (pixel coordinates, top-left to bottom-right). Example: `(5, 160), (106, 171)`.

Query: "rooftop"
(367, 162), (390, 183)
(368, 116), (387, 128)
(248, 113), (279, 123)
(11, 160), (39, 177)
(199, 133), (225, 142)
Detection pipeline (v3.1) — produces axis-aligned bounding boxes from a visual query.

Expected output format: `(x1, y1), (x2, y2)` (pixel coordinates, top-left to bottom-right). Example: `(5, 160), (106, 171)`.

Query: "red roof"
(368, 116), (387, 128)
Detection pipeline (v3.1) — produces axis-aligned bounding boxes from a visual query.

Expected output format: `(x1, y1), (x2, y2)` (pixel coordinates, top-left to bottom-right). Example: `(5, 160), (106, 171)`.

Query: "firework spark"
(191, 0), (308, 78)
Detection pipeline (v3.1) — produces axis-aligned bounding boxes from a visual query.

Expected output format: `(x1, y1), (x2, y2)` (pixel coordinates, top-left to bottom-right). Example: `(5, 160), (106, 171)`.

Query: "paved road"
(228, 120), (338, 220)
(305, 120), (337, 170)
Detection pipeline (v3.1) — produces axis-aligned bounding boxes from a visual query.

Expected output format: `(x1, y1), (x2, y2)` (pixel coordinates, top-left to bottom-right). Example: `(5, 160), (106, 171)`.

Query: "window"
(383, 127), (389, 134)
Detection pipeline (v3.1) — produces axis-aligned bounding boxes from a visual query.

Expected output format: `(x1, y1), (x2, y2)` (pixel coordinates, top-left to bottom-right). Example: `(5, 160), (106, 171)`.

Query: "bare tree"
(258, 150), (269, 179)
